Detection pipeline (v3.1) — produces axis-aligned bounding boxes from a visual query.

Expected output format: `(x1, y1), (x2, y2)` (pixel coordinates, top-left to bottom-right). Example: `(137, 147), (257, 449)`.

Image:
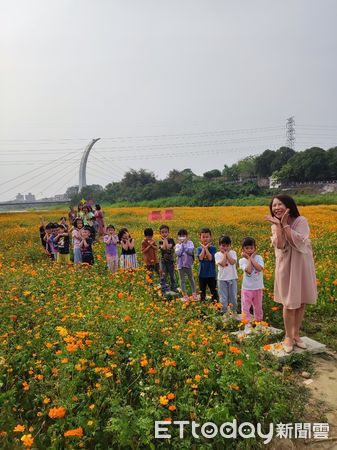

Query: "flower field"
(0, 205), (337, 449)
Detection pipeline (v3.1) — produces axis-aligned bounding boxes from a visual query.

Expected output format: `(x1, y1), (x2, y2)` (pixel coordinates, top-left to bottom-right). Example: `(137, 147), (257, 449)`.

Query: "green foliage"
(255, 149), (275, 178)
(70, 184), (104, 204)
(236, 156), (257, 179)
(121, 169), (157, 188)
(273, 147), (336, 183)
(203, 169), (222, 179)
(64, 146), (337, 208)
(270, 147), (296, 173)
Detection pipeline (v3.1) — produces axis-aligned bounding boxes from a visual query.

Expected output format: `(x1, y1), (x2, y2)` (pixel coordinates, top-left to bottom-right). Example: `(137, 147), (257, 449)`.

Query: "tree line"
(67, 145), (337, 205)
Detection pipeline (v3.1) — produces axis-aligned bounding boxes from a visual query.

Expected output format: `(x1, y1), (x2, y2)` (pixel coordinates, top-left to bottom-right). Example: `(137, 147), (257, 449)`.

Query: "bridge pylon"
(78, 138), (101, 193)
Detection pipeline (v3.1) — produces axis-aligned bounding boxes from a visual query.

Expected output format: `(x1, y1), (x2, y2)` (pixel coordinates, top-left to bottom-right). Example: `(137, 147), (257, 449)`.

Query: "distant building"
(15, 193), (25, 202)
(25, 193), (36, 202)
(269, 176), (281, 189)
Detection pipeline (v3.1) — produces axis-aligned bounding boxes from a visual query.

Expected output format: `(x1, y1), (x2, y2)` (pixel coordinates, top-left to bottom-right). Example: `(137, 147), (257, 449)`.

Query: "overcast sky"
(1, 0), (337, 201)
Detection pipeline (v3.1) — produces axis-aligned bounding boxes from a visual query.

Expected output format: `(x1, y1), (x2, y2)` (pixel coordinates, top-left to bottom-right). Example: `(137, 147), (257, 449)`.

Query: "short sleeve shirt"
(197, 245), (217, 278)
(239, 255), (264, 290)
(215, 250), (238, 281)
(57, 235), (70, 254)
(104, 235), (118, 256)
(141, 239), (158, 265)
(158, 238), (175, 262)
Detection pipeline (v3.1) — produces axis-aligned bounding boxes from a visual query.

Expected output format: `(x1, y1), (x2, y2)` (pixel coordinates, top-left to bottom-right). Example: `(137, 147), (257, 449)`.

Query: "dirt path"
(272, 351), (337, 449)
(302, 352), (337, 449)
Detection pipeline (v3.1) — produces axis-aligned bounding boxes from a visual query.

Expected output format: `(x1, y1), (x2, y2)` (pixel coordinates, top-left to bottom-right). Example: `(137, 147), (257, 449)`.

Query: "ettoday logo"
(155, 420), (274, 444)
(155, 420), (330, 443)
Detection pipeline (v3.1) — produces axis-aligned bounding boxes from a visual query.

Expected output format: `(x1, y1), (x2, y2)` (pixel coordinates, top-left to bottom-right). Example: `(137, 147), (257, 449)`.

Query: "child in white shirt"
(214, 235), (238, 314)
(239, 237), (264, 322)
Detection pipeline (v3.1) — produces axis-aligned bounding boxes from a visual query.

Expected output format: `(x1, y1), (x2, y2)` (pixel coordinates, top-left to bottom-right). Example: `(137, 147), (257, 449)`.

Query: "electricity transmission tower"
(286, 116), (295, 150)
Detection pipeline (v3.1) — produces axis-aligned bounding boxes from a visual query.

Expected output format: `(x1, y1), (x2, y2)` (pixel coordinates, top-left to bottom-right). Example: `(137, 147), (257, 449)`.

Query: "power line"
(293, 133), (337, 138)
(90, 153), (127, 178)
(86, 167), (114, 183)
(83, 135), (286, 153)
(0, 134), (286, 155)
(47, 165), (81, 199)
(89, 145), (285, 161)
(297, 124), (337, 129)
(89, 160), (122, 180)
(1, 155), (80, 197)
(86, 167), (119, 185)
(0, 149), (82, 188)
(0, 125), (284, 143)
(89, 158), (124, 180)
(26, 158), (80, 195)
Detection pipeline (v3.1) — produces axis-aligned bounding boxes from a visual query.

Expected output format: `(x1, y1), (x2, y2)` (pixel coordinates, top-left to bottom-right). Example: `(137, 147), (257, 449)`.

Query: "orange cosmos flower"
(66, 343), (78, 352)
(159, 396), (169, 405)
(48, 407), (66, 419)
(229, 346), (241, 354)
(22, 381), (30, 391)
(64, 427), (84, 437)
(21, 434), (34, 447)
(263, 344), (272, 351)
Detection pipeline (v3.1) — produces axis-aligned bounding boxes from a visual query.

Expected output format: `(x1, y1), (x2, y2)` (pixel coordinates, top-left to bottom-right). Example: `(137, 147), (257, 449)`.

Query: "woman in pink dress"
(265, 195), (317, 353)
(94, 204), (105, 236)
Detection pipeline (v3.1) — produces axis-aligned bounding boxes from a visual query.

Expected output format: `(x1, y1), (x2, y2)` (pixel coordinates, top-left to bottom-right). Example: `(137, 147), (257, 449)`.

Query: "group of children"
(139, 225), (264, 322)
(40, 216), (264, 322)
(39, 217), (71, 264)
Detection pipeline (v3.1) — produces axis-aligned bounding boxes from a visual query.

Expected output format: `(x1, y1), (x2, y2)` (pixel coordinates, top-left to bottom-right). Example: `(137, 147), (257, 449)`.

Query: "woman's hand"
(265, 215), (281, 225)
(281, 208), (290, 226)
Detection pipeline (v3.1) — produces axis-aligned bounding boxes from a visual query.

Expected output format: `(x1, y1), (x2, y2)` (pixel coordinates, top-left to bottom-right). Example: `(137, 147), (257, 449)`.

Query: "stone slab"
(231, 326), (283, 339)
(263, 336), (327, 359)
